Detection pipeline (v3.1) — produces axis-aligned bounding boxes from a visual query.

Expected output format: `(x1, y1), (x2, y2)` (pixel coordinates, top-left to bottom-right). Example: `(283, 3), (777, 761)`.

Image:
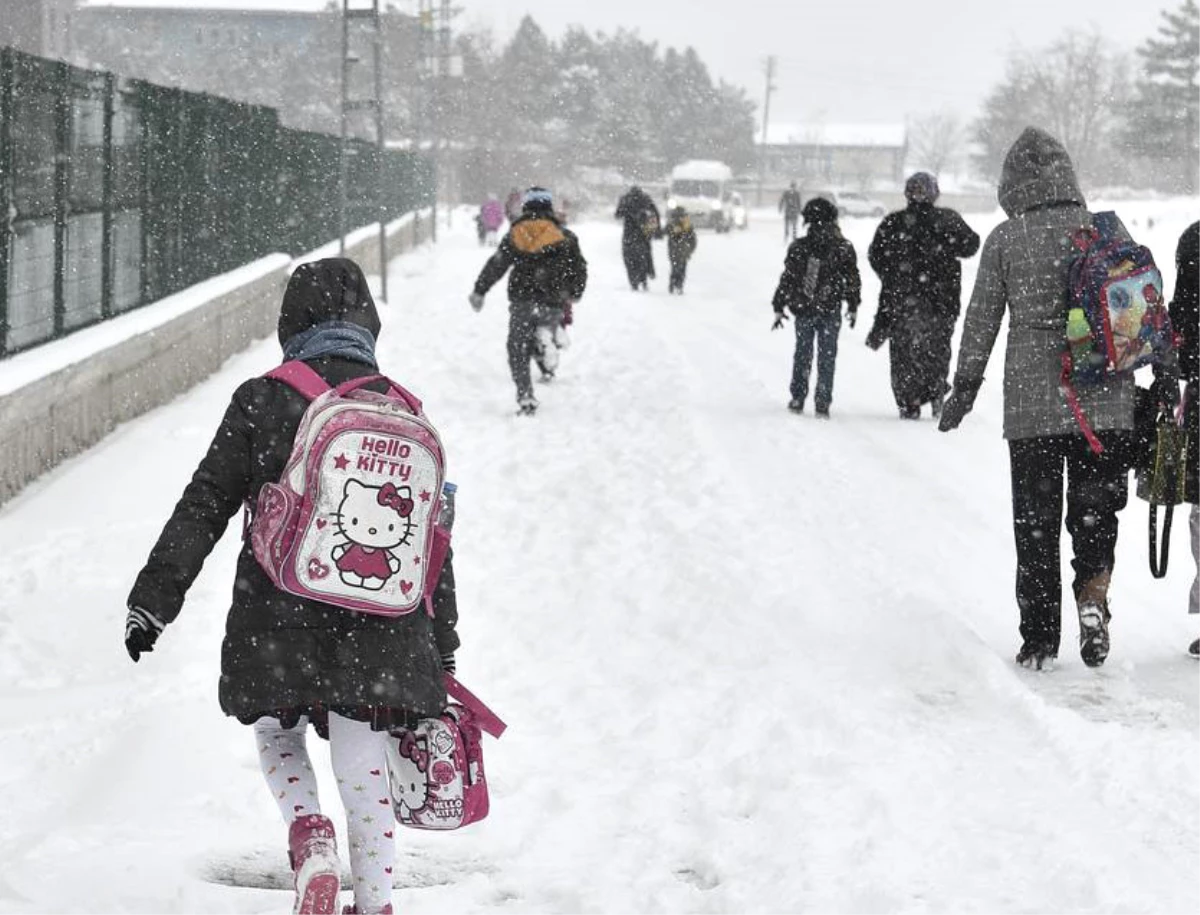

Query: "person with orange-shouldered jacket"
(470, 187), (588, 415)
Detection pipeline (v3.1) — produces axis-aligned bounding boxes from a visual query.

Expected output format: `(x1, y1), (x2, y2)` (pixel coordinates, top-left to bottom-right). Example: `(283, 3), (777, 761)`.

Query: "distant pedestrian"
(771, 197), (861, 418)
(866, 172), (979, 419)
(665, 206), (697, 294)
(504, 187), (523, 224)
(779, 181), (802, 242)
(615, 185), (661, 291)
(479, 195), (505, 246)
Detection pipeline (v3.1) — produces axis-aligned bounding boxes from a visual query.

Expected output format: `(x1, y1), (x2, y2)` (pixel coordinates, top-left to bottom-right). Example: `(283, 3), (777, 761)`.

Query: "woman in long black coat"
(124, 258), (457, 915)
(1170, 221), (1199, 654)
(615, 185), (661, 290)
(867, 172), (979, 418)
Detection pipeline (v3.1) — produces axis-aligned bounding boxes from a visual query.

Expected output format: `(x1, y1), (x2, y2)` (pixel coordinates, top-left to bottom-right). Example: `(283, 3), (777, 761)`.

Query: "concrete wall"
(0, 213), (433, 505)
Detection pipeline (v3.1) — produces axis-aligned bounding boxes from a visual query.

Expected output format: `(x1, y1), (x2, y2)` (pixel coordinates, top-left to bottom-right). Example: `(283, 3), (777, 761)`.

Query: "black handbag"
(1135, 408), (1189, 578)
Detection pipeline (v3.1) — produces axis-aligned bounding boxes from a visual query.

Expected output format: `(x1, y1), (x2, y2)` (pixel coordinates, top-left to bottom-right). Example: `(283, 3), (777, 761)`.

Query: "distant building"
(70, 2), (417, 135)
(0, 0), (76, 59)
(758, 123), (907, 190)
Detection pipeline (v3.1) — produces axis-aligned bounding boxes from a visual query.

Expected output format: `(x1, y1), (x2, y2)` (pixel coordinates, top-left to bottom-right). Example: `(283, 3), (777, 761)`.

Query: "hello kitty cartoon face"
(335, 479), (415, 551)
(392, 732), (429, 820)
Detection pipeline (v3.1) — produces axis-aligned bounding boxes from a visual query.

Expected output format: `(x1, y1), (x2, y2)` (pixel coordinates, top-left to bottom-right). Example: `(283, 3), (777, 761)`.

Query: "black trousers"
(669, 257), (689, 292)
(1008, 432), (1130, 654)
(507, 301), (562, 401)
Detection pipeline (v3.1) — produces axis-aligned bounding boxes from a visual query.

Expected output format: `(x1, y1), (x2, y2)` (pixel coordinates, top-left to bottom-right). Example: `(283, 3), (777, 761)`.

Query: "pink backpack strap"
(444, 674), (506, 738)
(1060, 353), (1105, 455)
(265, 361), (331, 401)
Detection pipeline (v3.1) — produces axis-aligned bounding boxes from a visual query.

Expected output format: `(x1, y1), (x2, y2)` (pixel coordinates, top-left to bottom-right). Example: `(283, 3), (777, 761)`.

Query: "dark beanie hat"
(802, 196), (838, 225)
(905, 172), (939, 204)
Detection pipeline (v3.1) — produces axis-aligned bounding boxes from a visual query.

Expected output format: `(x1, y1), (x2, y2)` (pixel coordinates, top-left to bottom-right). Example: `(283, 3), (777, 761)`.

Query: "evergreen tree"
(1125, 0), (1199, 192)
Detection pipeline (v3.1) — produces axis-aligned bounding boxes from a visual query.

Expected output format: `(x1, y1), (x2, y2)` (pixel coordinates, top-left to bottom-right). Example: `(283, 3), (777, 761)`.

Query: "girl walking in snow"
(125, 258), (459, 915)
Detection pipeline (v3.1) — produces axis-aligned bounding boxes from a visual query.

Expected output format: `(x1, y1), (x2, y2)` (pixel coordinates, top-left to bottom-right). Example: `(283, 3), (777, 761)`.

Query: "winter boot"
(899, 403), (921, 420)
(1190, 638), (1199, 658)
(1076, 572), (1112, 668)
(1015, 642), (1056, 671)
(289, 814), (341, 915)
(517, 395), (539, 416)
(815, 404), (831, 419)
(787, 399), (804, 414)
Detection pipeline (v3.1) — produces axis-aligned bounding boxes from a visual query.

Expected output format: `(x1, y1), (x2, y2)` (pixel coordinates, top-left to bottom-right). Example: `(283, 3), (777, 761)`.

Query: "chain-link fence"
(0, 48), (432, 357)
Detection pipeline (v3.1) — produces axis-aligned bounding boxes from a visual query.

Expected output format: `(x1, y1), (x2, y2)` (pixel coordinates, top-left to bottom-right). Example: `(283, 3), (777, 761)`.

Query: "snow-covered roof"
(80, 0), (338, 11)
(760, 123), (907, 149)
(669, 160), (733, 180)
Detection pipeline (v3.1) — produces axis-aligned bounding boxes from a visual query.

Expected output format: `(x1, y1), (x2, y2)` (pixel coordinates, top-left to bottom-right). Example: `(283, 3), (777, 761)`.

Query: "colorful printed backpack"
(249, 361), (450, 617)
(1061, 211), (1173, 453)
(385, 675), (507, 831)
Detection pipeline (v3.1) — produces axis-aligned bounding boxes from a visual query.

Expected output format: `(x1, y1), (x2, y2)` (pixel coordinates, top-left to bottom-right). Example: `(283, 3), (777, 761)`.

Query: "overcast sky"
(464, 0), (1176, 127)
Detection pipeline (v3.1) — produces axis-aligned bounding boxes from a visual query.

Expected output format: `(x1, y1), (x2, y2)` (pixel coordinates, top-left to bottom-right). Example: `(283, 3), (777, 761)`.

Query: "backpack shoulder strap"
(265, 360), (331, 401)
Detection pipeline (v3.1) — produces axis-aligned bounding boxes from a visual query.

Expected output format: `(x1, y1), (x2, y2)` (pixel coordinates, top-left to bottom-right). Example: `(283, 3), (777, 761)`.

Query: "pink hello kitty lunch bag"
(385, 675), (506, 831)
(249, 361), (450, 618)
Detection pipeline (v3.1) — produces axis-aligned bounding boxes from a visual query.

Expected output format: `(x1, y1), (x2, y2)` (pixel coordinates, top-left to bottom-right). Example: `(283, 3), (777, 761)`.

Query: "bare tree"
(971, 29), (1131, 187)
(908, 111), (963, 177)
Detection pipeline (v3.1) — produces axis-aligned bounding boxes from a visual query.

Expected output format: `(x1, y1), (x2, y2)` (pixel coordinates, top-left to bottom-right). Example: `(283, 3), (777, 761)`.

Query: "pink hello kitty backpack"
(249, 361), (449, 617)
(386, 675), (506, 831)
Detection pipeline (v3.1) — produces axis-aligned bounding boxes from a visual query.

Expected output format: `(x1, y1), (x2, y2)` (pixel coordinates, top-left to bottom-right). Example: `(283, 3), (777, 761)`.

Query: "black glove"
(938, 381), (981, 432)
(847, 307), (858, 329)
(125, 606), (165, 662)
(440, 651), (457, 675)
(772, 312), (788, 331)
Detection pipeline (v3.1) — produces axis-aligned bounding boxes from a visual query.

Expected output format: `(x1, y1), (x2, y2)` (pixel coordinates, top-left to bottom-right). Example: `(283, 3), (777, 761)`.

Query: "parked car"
(803, 189), (886, 219)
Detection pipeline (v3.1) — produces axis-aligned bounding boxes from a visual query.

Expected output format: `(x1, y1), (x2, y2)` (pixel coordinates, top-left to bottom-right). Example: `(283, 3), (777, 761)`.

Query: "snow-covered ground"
(0, 199), (1196, 914)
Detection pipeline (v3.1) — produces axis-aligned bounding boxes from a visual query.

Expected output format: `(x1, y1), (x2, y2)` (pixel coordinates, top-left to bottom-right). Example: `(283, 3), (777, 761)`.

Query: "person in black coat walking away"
(665, 206), (697, 294)
(615, 185), (661, 290)
(1169, 221), (1199, 655)
(124, 258), (459, 915)
(779, 181), (802, 243)
(771, 197), (861, 418)
(470, 187), (588, 415)
(866, 172), (980, 419)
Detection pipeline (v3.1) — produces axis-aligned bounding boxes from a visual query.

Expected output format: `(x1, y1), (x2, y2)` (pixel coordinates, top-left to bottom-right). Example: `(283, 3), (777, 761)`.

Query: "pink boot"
(288, 814), (341, 915)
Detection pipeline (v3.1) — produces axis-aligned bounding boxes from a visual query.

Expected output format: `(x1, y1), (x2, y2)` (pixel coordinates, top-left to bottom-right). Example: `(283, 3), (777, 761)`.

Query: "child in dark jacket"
(665, 206), (698, 294)
(470, 187), (588, 414)
(771, 197), (861, 417)
(125, 258), (457, 915)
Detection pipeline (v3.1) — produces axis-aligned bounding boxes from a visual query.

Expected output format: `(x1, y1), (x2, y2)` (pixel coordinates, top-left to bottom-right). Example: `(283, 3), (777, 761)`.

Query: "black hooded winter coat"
(771, 221), (861, 318)
(473, 211), (588, 306)
(128, 258), (458, 725)
(868, 202), (980, 328)
(1172, 221), (1199, 503)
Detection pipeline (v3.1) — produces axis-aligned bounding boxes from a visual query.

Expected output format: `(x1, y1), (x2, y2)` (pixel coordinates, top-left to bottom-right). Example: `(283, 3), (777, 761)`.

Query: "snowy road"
(0, 202), (1196, 913)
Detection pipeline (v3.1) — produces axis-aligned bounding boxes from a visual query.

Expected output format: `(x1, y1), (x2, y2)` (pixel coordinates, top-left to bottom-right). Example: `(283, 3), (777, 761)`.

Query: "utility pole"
(417, 0), (436, 242)
(757, 55), (776, 207)
(339, 0), (388, 299)
(438, 0), (453, 227)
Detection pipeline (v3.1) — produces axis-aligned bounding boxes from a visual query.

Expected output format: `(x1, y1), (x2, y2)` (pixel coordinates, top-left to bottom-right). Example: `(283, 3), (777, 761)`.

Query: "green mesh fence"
(0, 47), (432, 357)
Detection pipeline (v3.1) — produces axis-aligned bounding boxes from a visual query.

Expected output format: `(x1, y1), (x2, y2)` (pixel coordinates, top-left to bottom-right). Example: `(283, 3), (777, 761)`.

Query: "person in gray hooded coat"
(937, 127), (1174, 671)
